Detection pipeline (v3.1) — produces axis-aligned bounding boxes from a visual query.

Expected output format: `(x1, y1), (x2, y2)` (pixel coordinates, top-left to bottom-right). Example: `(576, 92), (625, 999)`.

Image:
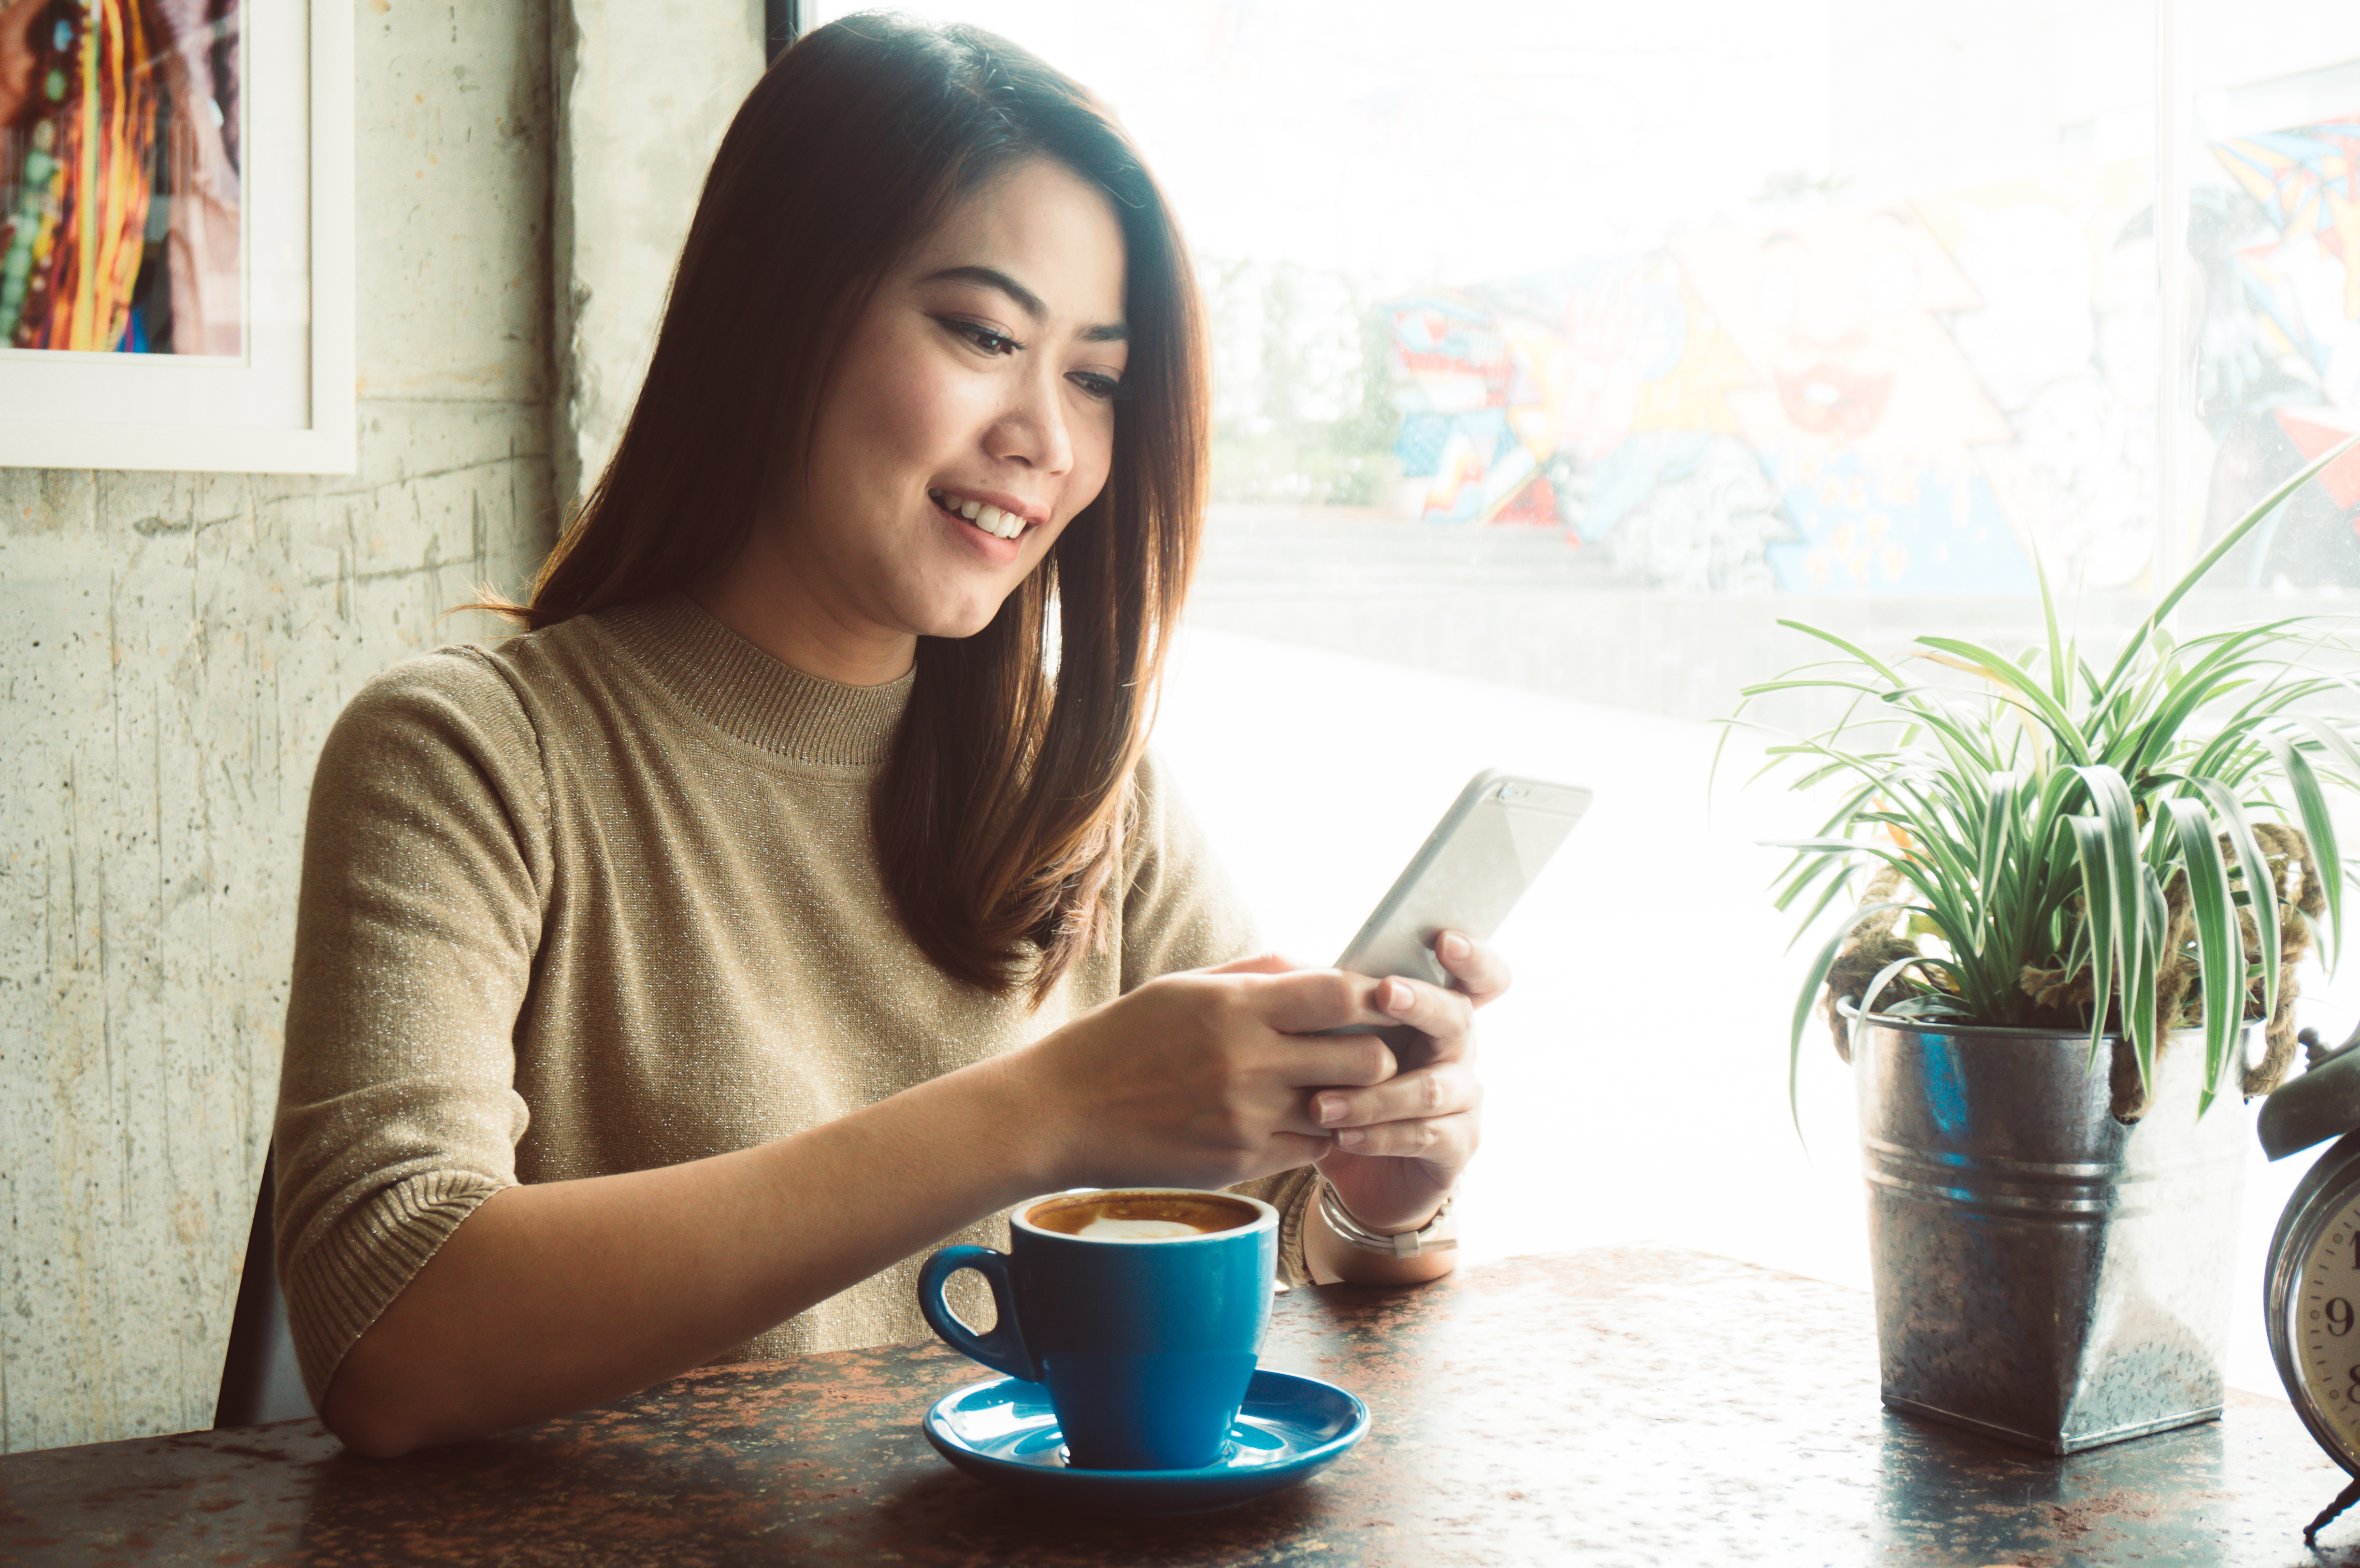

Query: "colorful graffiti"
(1383, 116), (2360, 593)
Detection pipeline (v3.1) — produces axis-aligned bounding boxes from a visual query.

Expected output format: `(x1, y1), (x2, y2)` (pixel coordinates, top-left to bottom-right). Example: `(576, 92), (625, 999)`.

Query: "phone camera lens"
(1497, 784), (1523, 800)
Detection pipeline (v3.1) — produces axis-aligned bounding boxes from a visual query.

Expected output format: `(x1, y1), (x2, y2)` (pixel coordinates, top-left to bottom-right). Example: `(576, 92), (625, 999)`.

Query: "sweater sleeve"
(273, 648), (548, 1405)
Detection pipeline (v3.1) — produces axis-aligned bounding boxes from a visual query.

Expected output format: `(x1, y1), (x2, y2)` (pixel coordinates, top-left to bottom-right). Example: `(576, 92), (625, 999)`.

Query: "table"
(4, 1244), (2357, 1566)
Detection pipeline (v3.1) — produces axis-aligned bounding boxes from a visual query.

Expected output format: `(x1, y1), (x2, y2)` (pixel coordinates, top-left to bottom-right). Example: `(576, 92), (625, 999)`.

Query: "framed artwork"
(0, 0), (352, 473)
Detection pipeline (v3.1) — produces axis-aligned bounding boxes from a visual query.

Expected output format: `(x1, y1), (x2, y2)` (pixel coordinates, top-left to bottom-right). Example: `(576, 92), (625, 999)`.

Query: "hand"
(1020, 957), (1405, 1192)
(1313, 931), (1507, 1234)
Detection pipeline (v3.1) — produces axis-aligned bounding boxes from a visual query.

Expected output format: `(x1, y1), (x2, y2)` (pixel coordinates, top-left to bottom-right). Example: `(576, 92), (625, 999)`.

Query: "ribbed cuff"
(283, 1168), (508, 1406)
(1257, 1165), (1321, 1289)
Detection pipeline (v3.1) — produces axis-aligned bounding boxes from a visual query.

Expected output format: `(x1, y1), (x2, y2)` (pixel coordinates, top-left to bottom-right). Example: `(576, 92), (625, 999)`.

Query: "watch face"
(2279, 1176), (2360, 1471)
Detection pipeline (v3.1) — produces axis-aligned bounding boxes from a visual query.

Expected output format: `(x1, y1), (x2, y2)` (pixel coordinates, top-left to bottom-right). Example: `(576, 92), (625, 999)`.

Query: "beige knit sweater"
(274, 595), (1315, 1404)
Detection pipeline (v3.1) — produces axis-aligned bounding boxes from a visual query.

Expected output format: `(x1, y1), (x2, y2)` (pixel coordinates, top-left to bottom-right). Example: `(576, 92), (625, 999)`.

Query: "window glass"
(813, 1), (2360, 1391)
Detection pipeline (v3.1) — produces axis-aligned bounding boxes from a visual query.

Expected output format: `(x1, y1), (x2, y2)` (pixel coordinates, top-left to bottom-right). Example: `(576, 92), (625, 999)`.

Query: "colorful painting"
(0, 0), (242, 356)
(1381, 115), (2360, 593)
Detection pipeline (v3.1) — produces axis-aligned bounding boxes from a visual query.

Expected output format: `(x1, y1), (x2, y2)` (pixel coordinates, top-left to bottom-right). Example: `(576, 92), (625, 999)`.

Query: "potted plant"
(1729, 437), (2360, 1454)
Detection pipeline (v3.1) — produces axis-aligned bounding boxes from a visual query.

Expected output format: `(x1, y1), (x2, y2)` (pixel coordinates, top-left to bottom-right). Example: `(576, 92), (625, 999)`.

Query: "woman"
(275, 14), (1497, 1459)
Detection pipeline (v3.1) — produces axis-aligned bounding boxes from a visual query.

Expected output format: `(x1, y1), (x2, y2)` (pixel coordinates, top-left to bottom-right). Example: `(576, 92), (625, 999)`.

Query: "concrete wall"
(0, 0), (755, 1454)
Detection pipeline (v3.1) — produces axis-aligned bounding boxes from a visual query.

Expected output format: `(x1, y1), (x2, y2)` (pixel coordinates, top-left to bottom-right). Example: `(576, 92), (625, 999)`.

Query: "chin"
(914, 600), (1010, 643)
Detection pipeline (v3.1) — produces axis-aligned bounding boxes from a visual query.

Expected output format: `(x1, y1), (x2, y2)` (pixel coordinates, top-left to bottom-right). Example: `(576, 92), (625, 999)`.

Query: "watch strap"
(1317, 1176), (1457, 1259)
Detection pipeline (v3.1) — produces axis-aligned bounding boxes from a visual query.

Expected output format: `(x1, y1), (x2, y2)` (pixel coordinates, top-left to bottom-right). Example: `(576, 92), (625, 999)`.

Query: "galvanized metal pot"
(1853, 1011), (2250, 1454)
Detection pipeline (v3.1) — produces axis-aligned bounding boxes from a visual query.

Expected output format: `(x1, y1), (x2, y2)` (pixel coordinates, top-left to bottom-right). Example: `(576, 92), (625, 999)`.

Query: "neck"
(692, 533), (917, 689)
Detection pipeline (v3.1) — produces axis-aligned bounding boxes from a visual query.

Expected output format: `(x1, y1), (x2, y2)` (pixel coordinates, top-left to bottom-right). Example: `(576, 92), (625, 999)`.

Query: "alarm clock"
(2259, 1023), (2360, 1543)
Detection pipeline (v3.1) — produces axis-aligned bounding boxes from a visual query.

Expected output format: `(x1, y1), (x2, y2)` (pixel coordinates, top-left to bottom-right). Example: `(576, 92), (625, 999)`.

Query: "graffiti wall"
(1385, 116), (2360, 593)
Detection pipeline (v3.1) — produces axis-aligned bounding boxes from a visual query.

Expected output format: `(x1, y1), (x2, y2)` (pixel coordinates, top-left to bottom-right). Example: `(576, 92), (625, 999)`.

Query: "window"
(818, 0), (2360, 1392)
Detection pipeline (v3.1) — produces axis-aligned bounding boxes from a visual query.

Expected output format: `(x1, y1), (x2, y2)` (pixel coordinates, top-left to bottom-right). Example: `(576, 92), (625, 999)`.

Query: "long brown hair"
(499, 15), (1209, 999)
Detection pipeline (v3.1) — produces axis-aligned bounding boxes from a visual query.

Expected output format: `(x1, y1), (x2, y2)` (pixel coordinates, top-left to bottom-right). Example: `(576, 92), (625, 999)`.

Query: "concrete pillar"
(549, 1), (766, 517)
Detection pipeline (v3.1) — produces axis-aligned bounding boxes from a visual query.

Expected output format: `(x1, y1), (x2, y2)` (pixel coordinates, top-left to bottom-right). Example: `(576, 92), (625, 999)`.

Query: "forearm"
(322, 1050), (1051, 1456)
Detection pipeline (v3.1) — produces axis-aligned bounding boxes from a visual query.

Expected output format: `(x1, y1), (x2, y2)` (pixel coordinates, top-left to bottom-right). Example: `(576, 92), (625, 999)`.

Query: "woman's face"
(773, 155), (1130, 653)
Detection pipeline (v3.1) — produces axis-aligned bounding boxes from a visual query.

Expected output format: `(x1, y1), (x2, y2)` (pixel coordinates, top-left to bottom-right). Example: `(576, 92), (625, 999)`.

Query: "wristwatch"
(1317, 1176), (1458, 1259)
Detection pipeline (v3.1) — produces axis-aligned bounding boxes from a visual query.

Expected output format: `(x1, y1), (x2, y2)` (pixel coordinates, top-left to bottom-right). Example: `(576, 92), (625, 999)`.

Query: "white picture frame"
(0, 0), (355, 475)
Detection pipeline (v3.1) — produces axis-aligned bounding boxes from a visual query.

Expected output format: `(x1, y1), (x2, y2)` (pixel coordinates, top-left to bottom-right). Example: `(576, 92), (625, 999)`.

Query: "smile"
(929, 488), (1036, 542)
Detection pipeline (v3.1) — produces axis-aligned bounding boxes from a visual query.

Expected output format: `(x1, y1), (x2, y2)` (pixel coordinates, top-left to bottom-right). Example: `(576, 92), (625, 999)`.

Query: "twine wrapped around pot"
(1823, 827), (2323, 1122)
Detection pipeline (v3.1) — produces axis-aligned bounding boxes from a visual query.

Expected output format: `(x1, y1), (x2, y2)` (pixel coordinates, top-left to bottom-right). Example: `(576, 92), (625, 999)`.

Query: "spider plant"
(1731, 434), (2360, 1120)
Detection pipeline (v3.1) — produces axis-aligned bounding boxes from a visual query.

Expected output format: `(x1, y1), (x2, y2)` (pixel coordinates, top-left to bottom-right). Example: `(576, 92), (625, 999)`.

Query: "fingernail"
(1385, 979), (1413, 1013)
(1337, 1128), (1366, 1150)
(1317, 1093), (1347, 1126)
(1439, 932), (1470, 962)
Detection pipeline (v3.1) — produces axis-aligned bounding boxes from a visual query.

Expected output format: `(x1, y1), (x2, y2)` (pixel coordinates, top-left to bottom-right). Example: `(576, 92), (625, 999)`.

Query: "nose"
(987, 360), (1074, 476)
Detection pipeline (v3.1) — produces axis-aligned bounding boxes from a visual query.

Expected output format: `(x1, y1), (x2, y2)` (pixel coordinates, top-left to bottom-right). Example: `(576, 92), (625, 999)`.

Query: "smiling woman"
(703, 158), (1132, 680)
(270, 13), (1500, 1459)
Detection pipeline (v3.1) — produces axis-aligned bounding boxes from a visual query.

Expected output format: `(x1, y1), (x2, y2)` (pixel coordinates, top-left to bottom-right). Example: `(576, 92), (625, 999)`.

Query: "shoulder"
(328, 642), (538, 768)
(313, 634), (572, 833)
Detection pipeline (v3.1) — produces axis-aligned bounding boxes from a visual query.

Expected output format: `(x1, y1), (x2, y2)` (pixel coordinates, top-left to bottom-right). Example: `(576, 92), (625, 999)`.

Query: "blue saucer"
(921, 1367), (1369, 1515)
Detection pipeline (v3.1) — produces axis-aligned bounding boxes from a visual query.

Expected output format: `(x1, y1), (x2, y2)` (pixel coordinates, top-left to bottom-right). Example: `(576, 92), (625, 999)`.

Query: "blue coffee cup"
(918, 1188), (1279, 1470)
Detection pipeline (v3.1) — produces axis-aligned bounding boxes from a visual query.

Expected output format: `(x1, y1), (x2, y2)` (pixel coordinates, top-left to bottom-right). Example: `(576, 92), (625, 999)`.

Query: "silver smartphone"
(1334, 770), (1592, 990)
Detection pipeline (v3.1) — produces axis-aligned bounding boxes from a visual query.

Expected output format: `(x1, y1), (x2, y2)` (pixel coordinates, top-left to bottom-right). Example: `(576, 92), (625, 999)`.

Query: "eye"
(1067, 370), (1130, 403)
(937, 316), (1022, 357)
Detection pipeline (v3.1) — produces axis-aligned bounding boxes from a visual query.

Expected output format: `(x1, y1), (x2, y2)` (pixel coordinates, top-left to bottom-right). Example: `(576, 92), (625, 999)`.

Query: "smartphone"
(1334, 770), (1592, 991)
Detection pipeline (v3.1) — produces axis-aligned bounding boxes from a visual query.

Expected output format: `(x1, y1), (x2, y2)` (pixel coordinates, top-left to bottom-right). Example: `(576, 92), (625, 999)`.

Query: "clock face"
(2281, 1176), (2360, 1471)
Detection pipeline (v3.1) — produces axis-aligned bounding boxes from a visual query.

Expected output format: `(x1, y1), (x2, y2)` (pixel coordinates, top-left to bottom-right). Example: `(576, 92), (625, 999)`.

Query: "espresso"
(1026, 1190), (1258, 1240)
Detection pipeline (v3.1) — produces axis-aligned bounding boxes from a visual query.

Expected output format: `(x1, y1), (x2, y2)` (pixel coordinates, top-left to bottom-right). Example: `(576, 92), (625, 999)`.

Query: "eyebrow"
(922, 264), (1129, 343)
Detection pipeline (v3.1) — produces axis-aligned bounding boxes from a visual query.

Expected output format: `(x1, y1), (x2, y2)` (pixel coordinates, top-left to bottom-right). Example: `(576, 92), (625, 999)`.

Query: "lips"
(929, 488), (1036, 542)
(1773, 359), (1895, 441)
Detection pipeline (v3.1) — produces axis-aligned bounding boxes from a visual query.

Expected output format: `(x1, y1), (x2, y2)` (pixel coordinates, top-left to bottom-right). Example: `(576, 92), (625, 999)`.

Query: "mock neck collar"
(593, 594), (913, 767)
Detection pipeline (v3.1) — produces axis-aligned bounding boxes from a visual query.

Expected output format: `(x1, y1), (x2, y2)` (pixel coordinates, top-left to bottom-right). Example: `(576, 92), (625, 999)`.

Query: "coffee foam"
(1077, 1217), (1206, 1239)
(1025, 1190), (1259, 1240)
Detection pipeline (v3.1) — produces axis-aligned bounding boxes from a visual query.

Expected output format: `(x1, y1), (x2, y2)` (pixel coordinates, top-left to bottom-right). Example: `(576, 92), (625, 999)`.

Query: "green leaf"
(1858, 953), (1933, 1020)
(1787, 900), (1922, 1131)
(2108, 432), (2360, 691)
(2130, 868), (2168, 1093)
(2161, 796), (2239, 1107)
(2035, 554), (2068, 705)
(1775, 619), (1910, 686)
(2067, 813), (2119, 1063)
(1918, 635), (2095, 765)
(2267, 732), (2344, 964)
(2185, 775), (2285, 1022)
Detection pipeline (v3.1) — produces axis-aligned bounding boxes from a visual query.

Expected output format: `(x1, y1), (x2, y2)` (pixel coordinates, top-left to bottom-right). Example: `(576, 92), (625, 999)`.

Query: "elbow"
(319, 1347), (467, 1458)
(324, 1409), (422, 1460)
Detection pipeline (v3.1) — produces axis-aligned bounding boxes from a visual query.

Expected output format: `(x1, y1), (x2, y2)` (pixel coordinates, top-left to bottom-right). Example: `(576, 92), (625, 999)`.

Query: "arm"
(321, 962), (1411, 1457)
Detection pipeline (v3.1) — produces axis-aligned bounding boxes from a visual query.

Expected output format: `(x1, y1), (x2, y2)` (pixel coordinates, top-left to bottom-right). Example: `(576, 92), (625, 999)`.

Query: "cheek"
(1067, 413), (1119, 514)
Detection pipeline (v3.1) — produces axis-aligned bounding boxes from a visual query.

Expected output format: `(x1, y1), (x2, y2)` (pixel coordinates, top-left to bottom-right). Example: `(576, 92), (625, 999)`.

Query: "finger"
(1312, 1061), (1480, 1133)
(1327, 1109), (1480, 1164)
(1204, 950), (1303, 977)
(1434, 931), (1512, 1008)
(1251, 967), (1402, 1035)
(1272, 1031), (1396, 1093)
(1259, 1130), (1335, 1168)
(1369, 974), (1476, 1061)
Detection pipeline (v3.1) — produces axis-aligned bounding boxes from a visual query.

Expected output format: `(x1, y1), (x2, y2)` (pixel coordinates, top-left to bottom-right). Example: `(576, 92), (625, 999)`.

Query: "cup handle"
(917, 1245), (1040, 1382)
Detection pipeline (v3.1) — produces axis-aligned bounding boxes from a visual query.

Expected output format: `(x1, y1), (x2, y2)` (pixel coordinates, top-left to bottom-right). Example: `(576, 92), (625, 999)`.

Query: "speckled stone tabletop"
(5, 1244), (2357, 1566)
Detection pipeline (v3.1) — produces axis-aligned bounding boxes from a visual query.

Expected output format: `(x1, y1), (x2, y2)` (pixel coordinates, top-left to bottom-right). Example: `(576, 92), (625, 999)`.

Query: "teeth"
(933, 489), (1025, 540)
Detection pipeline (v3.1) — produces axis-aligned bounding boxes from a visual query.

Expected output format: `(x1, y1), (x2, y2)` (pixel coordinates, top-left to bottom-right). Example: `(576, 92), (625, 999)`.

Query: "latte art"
(1026, 1190), (1259, 1240)
(1079, 1217), (1206, 1239)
